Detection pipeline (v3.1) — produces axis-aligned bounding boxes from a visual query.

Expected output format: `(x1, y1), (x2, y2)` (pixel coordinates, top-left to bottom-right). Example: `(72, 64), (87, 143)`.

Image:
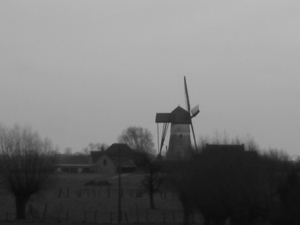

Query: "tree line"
(1, 123), (300, 225)
(64, 126), (155, 156)
(162, 143), (300, 225)
(0, 124), (156, 220)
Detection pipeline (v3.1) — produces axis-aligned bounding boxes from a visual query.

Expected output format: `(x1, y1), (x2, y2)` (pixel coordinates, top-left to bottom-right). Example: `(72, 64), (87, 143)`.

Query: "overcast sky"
(1, 0), (299, 156)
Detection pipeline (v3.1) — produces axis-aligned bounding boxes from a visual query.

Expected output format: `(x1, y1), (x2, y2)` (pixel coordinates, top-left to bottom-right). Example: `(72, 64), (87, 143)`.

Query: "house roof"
(170, 106), (191, 124)
(205, 144), (245, 153)
(90, 143), (138, 164)
(55, 164), (96, 168)
(57, 154), (90, 165)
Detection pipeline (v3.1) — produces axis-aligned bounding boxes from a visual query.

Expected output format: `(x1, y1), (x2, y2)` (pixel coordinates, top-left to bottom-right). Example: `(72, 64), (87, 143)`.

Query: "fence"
(2, 209), (202, 224)
(56, 187), (173, 199)
(0, 186), (202, 223)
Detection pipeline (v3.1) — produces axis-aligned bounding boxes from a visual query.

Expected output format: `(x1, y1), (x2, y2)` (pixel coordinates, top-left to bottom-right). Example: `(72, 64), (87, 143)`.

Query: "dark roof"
(205, 144), (245, 153)
(202, 144), (259, 162)
(90, 143), (137, 164)
(170, 106), (191, 124)
(55, 164), (96, 168)
(90, 151), (104, 164)
(156, 106), (191, 124)
(57, 154), (90, 165)
(156, 113), (171, 123)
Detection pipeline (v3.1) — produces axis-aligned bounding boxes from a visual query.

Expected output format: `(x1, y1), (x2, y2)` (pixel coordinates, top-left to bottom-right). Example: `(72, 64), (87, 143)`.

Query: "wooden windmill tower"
(155, 77), (199, 160)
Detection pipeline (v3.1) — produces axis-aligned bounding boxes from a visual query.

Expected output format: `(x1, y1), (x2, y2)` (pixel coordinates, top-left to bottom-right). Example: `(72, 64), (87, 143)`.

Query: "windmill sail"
(184, 76), (198, 151)
(184, 76), (191, 112)
(191, 105), (200, 118)
(159, 123), (169, 156)
(156, 113), (171, 157)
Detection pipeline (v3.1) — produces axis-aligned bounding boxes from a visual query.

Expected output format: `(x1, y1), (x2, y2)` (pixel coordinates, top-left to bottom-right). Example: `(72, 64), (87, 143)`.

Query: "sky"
(0, 0), (300, 156)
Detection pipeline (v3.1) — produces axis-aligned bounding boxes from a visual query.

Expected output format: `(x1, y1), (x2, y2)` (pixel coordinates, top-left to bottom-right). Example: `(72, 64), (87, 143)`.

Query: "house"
(205, 144), (245, 153)
(56, 154), (97, 173)
(90, 143), (140, 174)
(203, 144), (258, 159)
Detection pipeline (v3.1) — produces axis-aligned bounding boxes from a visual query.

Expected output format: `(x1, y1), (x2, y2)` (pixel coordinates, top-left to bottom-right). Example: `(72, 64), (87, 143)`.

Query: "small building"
(203, 143), (258, 159)
(205, 144), (245, 153)
(90, 143), (139, 174)
(56, 164), (97, 173)
(56, 154), (96, 173)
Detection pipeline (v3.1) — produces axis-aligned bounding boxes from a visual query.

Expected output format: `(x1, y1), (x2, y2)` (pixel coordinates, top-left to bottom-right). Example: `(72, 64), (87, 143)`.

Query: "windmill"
(155, 76), (199, 160)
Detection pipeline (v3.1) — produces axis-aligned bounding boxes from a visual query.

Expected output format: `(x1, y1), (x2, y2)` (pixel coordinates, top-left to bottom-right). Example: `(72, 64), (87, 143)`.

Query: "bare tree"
(118, 126), (155, 155)
(140, 159), (165, 209)
(82, 142), (108, 155)
(64, 147), (72, 155)
(0, 124), (58, 220)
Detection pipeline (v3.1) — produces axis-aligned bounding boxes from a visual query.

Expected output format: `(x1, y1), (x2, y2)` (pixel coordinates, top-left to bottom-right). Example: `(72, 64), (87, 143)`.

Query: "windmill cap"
(156, 106), (191, 124)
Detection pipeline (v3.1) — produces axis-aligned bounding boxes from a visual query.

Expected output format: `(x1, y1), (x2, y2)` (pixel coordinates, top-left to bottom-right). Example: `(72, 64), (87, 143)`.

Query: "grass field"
(0, 173), (202, 223)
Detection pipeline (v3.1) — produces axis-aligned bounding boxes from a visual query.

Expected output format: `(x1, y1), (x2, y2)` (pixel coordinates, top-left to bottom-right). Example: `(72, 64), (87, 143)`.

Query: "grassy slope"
(0, 173), (185, 223)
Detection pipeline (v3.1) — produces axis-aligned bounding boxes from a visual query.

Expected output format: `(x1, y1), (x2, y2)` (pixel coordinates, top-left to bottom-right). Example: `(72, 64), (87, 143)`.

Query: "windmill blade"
(191, 105), (200, 118)
(158, 123), (169, 157)
(184, 76), (191, 112)
(185, 76), (198, 150)
(190, 121), (198, 152)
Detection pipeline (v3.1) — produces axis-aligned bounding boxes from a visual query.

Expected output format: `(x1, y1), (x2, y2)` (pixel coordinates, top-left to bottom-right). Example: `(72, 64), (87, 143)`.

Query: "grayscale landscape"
(0, 1), (300, 225)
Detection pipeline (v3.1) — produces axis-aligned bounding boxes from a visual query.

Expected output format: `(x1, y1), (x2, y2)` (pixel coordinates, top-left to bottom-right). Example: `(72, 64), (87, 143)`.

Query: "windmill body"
(155, 77), (199, 160)
(156, 106), (193, 160)
(167, 106), (194, 159)
(168, 123), (191, 159)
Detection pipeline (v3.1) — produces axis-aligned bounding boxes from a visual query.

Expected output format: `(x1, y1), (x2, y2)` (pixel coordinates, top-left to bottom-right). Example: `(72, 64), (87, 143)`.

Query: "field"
(0, 173), (203, 224)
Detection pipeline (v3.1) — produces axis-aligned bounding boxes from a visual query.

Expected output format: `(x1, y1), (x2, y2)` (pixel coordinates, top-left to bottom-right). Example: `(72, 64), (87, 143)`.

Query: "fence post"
(77, 189), (82, 198)
(146, 210), (149, 222)
(124, 211), (128, 223)
(173, 211), (176, 223)
(35, 209), (40, 220)
(57, 212), (60, 222)
(191, 211), (195, 224)
(110, 211), (113, 223)
(94, 211), (97, 223)
(136, 203), (139, 222)
(58, 187), (61, 198)
(28, 204), (33, 220)
(82, 211), (86, 223)
(43, 203), (48, 220)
